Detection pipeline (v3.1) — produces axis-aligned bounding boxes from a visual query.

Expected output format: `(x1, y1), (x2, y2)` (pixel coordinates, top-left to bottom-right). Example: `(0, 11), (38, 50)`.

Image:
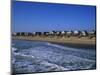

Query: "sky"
(12, 1), (96, 32)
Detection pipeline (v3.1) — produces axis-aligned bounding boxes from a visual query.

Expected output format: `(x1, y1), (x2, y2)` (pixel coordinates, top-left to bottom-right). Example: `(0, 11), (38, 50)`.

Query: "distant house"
(50, 31), (57, 36)
(21, 32), (26, 36)
(88, 30), (96, 39)
(31, 32), (35, 36)
(35, 32), (42, 36)
(15, 32), (21, 36)
(27, 32), (33, 36)
(88, 30), (96, 35)
(15, 32), (33, 36)
(55, 31), (61, 36)
(42, 32), (48, 36)
(12, 32), (17, 36)
(66, 31), (73, 37)
(49, 31), (54, 35)
(61, 31), (66, 36)
(80, 30), (88, 37)
(47, 31), (55, 37)
(24, 32), (28, 36)
(73, 30), (80, 36)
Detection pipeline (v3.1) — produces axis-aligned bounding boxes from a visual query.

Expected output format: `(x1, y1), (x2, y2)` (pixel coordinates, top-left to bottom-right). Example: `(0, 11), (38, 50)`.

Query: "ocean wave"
(12, 40), (96, 73)
(12, 52), (95, 73)
(46, 42), (94, 54)
(12, 44), (95, 62)
(12, 52), (69, 73)
(13, 47), (95, 69)
(24, 46), (95, 62)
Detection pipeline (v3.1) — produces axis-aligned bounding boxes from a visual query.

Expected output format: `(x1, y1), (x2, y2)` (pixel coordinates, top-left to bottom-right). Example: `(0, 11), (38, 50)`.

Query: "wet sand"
(51, 42), (96, 49)
(12, 36), (96, 49)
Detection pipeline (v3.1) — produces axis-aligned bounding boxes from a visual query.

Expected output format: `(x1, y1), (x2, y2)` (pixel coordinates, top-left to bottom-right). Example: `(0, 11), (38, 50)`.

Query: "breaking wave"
(12, 47), (68, 73)
(12, 40), (96, 74)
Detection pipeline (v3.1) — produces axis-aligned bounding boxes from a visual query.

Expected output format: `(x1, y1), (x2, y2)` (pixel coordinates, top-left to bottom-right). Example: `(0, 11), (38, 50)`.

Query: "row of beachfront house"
(12, 30), (96, 38)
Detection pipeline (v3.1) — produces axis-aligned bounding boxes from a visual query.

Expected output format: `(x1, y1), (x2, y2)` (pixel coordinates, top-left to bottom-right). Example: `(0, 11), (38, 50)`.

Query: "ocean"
(12, 39), (96, 74)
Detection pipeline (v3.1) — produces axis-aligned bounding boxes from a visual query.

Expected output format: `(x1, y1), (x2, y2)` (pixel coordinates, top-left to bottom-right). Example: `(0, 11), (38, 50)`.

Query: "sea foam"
(12, 40), (96, 74)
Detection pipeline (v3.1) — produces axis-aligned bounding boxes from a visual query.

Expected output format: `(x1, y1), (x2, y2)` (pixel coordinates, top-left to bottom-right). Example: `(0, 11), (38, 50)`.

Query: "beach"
(12, 36), (96, 46)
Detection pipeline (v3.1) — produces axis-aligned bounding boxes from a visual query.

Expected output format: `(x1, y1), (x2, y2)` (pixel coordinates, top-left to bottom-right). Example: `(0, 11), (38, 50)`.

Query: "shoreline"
(50, 42), (96, 49)
(12, 36), (96, 49)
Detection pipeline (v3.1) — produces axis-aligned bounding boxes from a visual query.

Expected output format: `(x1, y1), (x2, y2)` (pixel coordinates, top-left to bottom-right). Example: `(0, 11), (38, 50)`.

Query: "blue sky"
(12, 1), (96, 32)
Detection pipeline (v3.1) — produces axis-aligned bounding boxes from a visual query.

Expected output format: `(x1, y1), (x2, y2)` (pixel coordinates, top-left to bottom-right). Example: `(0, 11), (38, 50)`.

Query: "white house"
(73, 30), (80, 36)
(66, 31), (73, 37)
(12, 32), (17, 36)
(81, 31), (87, 36)
(88, 30), (96, 39)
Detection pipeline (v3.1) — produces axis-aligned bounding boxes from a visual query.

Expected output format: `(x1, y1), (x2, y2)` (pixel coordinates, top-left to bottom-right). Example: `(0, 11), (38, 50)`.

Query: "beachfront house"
(22, 32), (32, 36)
(45, 31), (55, 37)
(14, 32), (26, 36)
(88, 30), (96, 39)
(35, 32), (42, 36)
(39, 32), (47, 37)
(66, 31), (73, 37)
(27, 32), (32, 36)
(24, 32), (28, 36)
(55, 31), (61, 36)
(15, 32), (21, 36)
(43, 32), (50, 36)
(61, 31), (66, 36)
(49, 31), (54, 35)
(51, 31), (65, 37)
(16, 32), (34, 36)
(12, 32), (17, 36)
(20, 32), (24, 36)
(50, 31), (57, 36)
(73, 30), (80, 36)
(80, 30), (88, 37)
(32, 32), (36, 36)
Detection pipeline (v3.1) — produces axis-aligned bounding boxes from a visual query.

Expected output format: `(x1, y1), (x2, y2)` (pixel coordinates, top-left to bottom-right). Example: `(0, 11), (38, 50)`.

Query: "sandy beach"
(12, 36), (96, 46)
